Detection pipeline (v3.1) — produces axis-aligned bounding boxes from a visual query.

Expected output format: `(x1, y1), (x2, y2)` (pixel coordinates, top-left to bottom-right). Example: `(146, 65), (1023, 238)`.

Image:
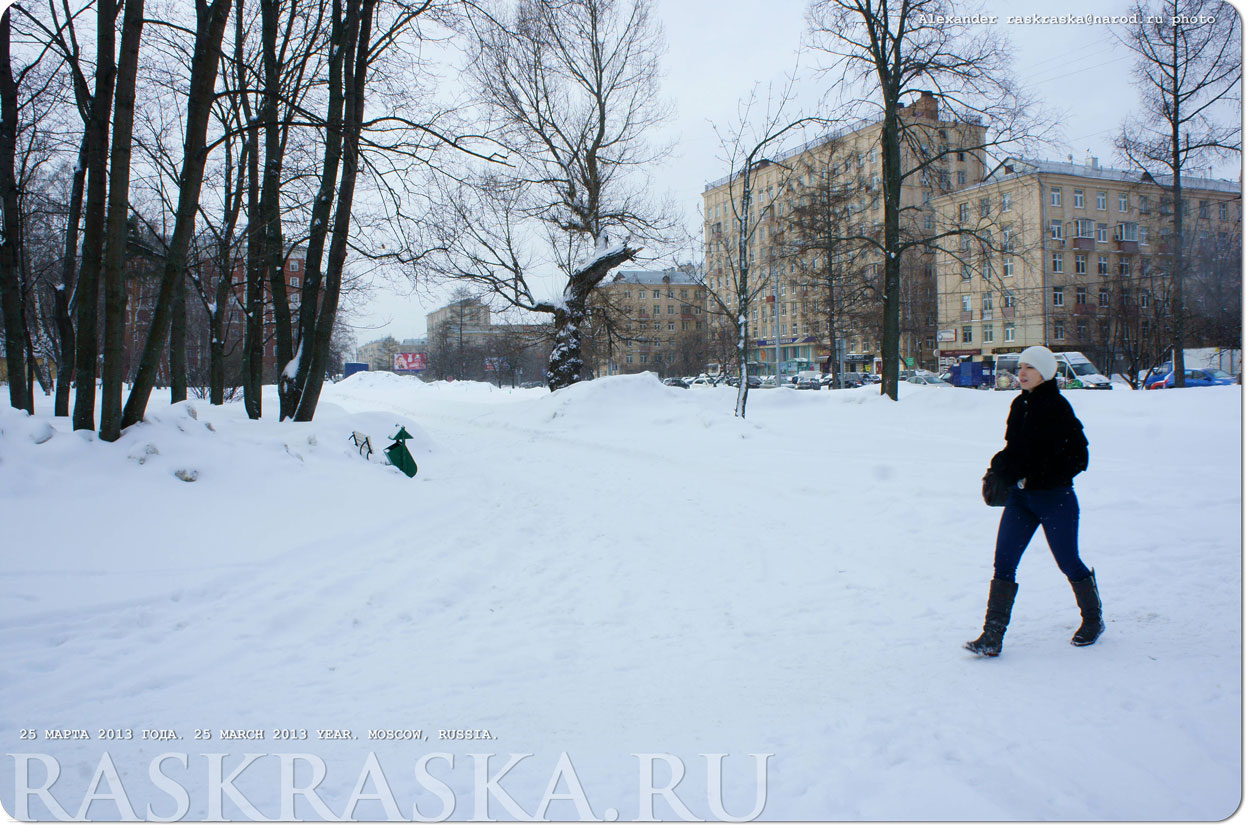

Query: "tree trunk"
(547, 302), (587, 390)
(99, 0), (144, 441)
(878, 101), (902, 401)
(0, 10), (30, 413)
(259, 0), (293, 419)
(169, 260), (186, 402)
(71, 0), (117, 429)
(293, 0), (373, 422)
(53, 133), (90, 417)
(121, 0), (232, 428)
(1169, 59), (1186, 388)
(288, 0), (352, 418)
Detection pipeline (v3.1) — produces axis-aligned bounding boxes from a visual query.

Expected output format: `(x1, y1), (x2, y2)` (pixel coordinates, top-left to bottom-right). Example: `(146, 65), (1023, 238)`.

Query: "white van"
(1053, 352), (1112, 389)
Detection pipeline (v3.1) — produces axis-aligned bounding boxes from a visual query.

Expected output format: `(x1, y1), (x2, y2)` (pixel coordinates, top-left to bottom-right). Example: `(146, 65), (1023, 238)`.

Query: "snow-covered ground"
(0, 374), (1241, 821)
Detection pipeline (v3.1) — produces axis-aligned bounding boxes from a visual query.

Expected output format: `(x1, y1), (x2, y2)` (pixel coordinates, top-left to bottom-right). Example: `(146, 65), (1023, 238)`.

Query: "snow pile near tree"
(0, 379), (1240, 821)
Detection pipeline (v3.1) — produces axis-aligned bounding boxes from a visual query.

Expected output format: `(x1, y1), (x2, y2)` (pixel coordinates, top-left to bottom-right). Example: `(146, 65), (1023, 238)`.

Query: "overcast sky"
(349, 0), (1244, 346)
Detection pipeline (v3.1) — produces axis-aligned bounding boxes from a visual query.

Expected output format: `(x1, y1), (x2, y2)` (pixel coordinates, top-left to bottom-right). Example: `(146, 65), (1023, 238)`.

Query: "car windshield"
(1069, 361), (1099, 376)
(1210, 370), (1234, 379)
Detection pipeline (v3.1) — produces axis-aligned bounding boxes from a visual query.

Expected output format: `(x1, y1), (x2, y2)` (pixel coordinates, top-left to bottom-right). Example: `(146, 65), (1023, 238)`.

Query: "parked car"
(1146, 366), (1236, 389)
(905, 372), (953, 387)
(828, 372), (868, 388)
(793, 371), (824, 389)
(662, 377), (689, 388)
(689, 377), (715, 388)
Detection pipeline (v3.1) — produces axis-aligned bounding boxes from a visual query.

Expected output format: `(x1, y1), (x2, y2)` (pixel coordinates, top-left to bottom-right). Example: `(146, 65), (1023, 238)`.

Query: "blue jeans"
(993, 486), (1092, 583)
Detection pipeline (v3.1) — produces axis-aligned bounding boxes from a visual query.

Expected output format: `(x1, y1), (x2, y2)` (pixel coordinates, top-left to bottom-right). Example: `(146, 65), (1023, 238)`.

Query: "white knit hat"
(1018, 345), (1058, 381)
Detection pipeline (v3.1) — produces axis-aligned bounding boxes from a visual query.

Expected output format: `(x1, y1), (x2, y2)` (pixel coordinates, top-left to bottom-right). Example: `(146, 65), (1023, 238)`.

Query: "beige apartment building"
(701, 92), (987, 374)
(588, 268), (707, 377)
(425, 298), (493, 347)
(931, 156), (1241, 370)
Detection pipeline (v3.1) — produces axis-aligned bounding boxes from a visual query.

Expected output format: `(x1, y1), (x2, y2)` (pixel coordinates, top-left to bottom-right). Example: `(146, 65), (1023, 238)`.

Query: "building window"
(1118, 193), (1129, 212)
(1097, 223), (1108, 243)
(1119, 260), (1131, 278)
(979, 197), (991, 218)
(957, 170), (967, 185)
(1099, 286), (1109, 307)
(1097, 192), (1107, 210)
(1097, 255), (1109, 276)
(667, 322), (675, 331)
(1050, 220), (1063, 240)
(1001, 192), (1012, 211)
(1004, 322), (1016, 342)
(1141, 292), (1150, 309)
(653, 305), (660, 314)
(1052, 252), (1064, 273)
(1051, 187), (1062, 206)
(652, 289), (660, 298)
(1053, 286), (1065, 307)
(962, 326), (973, 343)
(1054, 320), (1066, 340)
(1002, 225), (1014, 251)
(1003, 259), (1014, 277)
(1140, 195), (1151, 213)
(1076, 286), (1087, 305)
(667, 304), (675, 314)
(1199, 200), (1209, 219)
(1219, 202), (1229, 221)
(1074, 189), (1084, 208)
(1004, 290), (1016, 308)
(961, 263), (972, 281)
(982, 292), (993, 313)
(1075, 218), (1094, 238)
(626, 354), (633, 364)
(1074, 254), (1086, 275)
(959, 203), (969, 222)
(983, 324), (994, 342)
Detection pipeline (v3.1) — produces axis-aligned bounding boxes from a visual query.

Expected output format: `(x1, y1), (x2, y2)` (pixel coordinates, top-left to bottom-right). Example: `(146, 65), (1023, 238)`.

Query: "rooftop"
(988, 157), (1241, 195)
(611, 268), (701, 286)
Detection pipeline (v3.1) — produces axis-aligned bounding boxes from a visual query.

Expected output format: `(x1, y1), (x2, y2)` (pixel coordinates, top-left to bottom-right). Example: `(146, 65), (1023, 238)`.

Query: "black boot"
(1070, 572), (1104, 646)
(964, 578), (1018, 657)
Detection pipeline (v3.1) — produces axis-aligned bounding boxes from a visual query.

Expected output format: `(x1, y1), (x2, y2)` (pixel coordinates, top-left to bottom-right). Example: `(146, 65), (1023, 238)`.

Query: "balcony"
(1071, 236), (1096, 251)
(1000, 306), (1015, 319)
(1115, 239), (1140, 253)
(1074, 303), (1094, 315)
(960, 309), (973, 321)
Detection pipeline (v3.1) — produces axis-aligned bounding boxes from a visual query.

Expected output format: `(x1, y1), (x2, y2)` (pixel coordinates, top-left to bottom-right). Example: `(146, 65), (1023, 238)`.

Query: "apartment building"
(425, 298), (493, 347)
(931, 156), (1241, 369)
(588, 268), (707, 377)
(701, 91), (986, 374)
(119, 243), (313, 385)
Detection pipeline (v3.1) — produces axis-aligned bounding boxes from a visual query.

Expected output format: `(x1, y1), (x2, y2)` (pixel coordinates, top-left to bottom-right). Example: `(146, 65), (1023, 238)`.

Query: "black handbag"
(982, 468), (1009, 507)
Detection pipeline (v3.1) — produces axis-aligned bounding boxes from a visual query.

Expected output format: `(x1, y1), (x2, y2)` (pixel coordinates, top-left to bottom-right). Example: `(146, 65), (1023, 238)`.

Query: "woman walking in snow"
(966, 345), (1104, 657)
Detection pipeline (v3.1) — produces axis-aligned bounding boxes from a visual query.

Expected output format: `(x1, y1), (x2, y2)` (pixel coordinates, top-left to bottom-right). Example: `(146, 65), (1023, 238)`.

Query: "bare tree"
(807, 0), (1048, 400)
(776, 137), (871, 385)
(424, 0), (672, 391)
(702, 79), (818, 416)
(98, 0), (145, 441)
(120, 0), (233, 428)
(1116, 0), (1241, 388)
(0, 8), (33, 412)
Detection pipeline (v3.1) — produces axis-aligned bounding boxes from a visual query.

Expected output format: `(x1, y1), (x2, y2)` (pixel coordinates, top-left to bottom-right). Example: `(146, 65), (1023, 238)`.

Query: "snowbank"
(0, 381), (1241, 821)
